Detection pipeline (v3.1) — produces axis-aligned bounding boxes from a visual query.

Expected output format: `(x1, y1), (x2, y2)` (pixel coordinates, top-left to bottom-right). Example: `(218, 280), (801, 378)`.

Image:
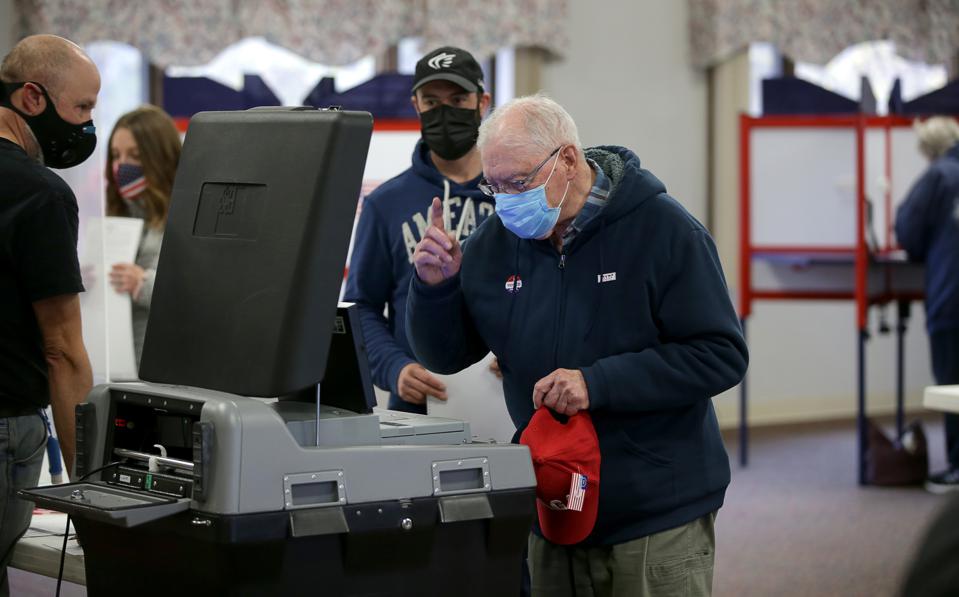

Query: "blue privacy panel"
(164, 73), (416, 120)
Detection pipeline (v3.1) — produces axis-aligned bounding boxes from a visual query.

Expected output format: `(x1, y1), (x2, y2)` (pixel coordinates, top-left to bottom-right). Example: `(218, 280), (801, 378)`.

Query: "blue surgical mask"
(494, 153), (570, 239)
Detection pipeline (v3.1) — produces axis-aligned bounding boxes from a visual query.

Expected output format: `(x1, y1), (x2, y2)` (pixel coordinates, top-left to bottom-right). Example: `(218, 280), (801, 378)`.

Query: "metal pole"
(896, 300), (909, 438)
(855, 117), (869, 486)
(858, 328), (868, 485)
(315, 383), (322, 447)
(739, 318), (748, 467)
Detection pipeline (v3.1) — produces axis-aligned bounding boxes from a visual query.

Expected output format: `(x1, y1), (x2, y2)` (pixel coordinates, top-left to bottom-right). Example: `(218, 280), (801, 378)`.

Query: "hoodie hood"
(584, 145), (667, 226)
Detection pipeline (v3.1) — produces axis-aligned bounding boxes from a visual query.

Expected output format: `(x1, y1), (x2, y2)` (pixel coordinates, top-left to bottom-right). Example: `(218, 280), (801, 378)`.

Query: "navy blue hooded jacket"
(407, 146), (748, 544)
(344, 140), (495, 412)
(896, 143), (959, 334)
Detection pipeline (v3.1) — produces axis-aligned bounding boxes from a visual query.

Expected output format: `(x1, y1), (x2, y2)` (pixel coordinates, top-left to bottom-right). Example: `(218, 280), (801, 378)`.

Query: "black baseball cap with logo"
(412, 46), (485, 94)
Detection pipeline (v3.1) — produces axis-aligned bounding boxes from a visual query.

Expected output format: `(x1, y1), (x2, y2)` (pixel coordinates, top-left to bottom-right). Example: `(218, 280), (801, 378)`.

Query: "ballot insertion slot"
(114, 448), (195, 472)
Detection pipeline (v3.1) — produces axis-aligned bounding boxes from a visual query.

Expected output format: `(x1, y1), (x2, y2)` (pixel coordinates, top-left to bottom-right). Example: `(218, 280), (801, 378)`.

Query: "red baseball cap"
(520, 408), (601, 545)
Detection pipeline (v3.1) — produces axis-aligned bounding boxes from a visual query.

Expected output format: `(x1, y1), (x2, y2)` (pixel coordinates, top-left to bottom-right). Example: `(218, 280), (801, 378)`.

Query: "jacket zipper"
(553, 250), (566, 368)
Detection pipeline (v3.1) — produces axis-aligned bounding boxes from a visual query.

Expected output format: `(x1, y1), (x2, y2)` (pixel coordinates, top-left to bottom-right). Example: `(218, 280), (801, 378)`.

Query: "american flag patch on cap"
(566, 473), (587, 512)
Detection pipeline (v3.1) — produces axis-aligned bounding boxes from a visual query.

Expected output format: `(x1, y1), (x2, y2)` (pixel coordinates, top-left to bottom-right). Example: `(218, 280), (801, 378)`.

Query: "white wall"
(540, 0), (708, 221)
(0, 0), (14, 57)
(727, 301), (935, 427)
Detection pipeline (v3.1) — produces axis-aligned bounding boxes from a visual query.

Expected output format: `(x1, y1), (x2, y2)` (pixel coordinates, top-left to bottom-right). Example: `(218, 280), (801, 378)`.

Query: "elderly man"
(0, 34), (97, 592)
(407, 94), (747, 596)
(896, 116), (959, 494)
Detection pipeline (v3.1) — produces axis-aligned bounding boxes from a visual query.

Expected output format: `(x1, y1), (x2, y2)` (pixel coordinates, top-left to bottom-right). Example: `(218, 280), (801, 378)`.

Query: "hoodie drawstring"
(599, 219), (606, 281)
(501, 237), (522, 359)
(442, 178), (452, 234)
(584, 219), (607, 339)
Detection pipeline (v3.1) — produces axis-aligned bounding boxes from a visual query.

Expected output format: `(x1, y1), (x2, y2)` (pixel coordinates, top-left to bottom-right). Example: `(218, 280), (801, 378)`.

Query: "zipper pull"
(559, 254), (566, 269)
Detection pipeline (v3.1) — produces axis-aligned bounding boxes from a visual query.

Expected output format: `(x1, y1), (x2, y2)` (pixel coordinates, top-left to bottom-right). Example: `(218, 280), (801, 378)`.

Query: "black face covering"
(420, 104), (480, 161)
(0, 82), (96, 169)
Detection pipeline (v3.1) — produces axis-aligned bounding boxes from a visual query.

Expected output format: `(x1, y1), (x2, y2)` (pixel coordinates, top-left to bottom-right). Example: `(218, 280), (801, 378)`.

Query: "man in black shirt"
(0, 34), (98, 592)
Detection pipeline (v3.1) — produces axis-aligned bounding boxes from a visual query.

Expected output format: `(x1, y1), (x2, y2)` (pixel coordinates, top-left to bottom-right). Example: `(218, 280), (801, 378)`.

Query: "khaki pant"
(528, 513), (716, 597)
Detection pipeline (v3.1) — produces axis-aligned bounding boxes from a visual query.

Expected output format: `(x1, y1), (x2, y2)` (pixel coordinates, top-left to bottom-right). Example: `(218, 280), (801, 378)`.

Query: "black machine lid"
(139, 108), (373, 397)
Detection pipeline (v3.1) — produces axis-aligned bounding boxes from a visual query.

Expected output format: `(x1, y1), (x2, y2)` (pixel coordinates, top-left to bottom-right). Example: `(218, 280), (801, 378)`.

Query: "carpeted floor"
(714, 415), (954, 597)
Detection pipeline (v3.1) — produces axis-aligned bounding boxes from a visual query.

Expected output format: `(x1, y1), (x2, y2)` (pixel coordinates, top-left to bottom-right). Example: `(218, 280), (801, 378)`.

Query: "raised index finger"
(430, 197), (445, 231)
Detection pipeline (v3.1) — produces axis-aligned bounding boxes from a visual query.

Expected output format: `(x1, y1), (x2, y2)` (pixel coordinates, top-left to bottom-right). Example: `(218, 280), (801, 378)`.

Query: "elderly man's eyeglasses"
(479, 146), (562, 197)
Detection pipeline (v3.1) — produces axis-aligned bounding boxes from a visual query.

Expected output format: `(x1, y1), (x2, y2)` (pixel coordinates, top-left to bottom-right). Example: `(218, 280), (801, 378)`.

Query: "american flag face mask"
(113, 162), (147, 200)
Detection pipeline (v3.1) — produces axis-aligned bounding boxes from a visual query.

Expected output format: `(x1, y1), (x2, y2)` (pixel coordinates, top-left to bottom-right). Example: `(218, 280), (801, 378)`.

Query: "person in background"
(104, 105), (181, 365)
(0, 34), (98, 594)
(407, 94), (748, 596)
(344, 46), (495, 413)
(895, 115), (959, 493)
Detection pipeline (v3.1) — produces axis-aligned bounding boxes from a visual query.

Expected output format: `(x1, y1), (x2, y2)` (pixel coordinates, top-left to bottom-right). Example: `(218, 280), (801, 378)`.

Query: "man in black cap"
(344, 46), (495, 413)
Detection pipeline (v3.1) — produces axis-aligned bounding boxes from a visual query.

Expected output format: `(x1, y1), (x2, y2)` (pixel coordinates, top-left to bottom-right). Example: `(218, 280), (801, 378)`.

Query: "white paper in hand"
(427, 353), (515, 443)
(80, 216), (144, 382)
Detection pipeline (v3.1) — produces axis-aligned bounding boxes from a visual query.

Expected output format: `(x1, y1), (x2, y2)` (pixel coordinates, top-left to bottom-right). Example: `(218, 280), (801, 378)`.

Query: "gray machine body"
(79, 383), (533, 520)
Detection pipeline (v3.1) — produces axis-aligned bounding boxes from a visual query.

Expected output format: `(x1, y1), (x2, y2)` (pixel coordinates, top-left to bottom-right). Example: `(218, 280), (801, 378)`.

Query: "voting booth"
(22, 107), (536, 596)
(737, 113), (928, 482)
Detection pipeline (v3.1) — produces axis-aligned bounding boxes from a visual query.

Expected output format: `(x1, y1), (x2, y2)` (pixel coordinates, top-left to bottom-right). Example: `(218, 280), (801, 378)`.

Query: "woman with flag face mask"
(104, 105), (181, 364)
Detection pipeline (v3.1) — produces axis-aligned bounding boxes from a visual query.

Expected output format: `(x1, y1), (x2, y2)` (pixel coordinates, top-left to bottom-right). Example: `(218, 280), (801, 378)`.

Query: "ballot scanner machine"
(22, 108), (535, 596)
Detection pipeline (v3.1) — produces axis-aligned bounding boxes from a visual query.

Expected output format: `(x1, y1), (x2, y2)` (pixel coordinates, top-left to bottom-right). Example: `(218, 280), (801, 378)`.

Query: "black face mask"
(420, 104), (480, 161)
(1, 82), (96, 169)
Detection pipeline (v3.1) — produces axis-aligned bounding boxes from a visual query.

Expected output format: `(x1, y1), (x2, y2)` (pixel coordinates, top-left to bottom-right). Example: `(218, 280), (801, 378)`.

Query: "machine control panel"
(104, 390), (203, 499)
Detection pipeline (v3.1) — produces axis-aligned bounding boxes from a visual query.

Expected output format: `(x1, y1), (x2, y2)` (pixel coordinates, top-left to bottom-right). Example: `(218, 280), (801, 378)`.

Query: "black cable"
(77, 460), (122, 483)
(21, 531), (70, 539)
(54, 461), (121, 596)
(56, 515), (70, 597)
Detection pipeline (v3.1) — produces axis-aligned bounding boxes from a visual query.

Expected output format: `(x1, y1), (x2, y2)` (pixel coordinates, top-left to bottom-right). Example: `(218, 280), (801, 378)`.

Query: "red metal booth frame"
(738, 113), (923, 485)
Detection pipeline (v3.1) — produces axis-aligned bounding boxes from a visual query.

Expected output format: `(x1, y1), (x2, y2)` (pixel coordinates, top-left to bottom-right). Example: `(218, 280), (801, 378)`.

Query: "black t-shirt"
(0, 137), (84, 414)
